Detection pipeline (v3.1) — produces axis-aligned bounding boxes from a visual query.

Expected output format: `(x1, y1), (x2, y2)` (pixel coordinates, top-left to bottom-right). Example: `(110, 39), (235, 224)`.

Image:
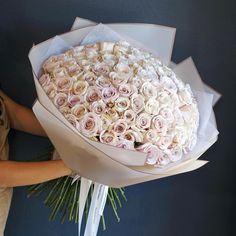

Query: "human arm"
(0, 160), (72, 188)
(0, 89), (46, 137)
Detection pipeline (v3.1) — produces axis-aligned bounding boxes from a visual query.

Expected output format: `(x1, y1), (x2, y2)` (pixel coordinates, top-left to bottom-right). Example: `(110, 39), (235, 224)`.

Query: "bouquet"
(28, 17), (220, 236)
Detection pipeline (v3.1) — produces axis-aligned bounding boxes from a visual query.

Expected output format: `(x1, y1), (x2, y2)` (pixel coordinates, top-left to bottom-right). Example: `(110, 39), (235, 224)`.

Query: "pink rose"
(91, 100), (107, 115)
(135, 113), (151, 130)
(123, 109), (136, 125)
(130, 94), (145, 113)
(85, 87), (101, 103)
(53, 93), (68, 108)
(93, 62), (110, 75)
(117, 138), (134, 150)
(55, 77), (73, 92)
(73, 81), (89, 95)
(65, 114), (80, 130)
(79, 112), (102, 138)
(114, 97), (130, 113)
(144, 129), (159, 143)
(71, 104), (87, 120)
(118, 84), (136, 97)
(68, 95), (84, 107)
(122, 129), (143, 143)
(39, 74), (51, 87)
(82, 72), (97, 85)
(136, 143), (161, 165)
(102, 86), (119, 103)
(99, 130), (118, 146)
(112, 119), (128, 136)
(156, 136), (172, 150)
(152, 115), (168, 134)
(96, 76), (111, 89)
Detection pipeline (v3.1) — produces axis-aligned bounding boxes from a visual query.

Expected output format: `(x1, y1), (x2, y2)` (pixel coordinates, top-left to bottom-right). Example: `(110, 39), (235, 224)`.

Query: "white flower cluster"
(39, 41), (199, 167)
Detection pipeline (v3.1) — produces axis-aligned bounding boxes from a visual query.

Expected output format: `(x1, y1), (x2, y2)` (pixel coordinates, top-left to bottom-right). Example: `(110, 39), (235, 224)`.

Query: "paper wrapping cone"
(29, 20), (219, 187)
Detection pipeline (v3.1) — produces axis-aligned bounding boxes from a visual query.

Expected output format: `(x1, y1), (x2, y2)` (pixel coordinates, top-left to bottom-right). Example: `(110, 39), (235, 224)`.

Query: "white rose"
(86, 86), (101, 103)
(112, 119), (128, 136)
(91, 100), (107, 115)
(53, 67), (68, 78)
(160, 75), (177, 93)
(109, 71), (128, 86)
(53, 93), (68, 108)
(141, 82), (157, 98)
(136, 143), (161, 165)
(82, 72), (97, 85)
(169, 146), (183, 162)
(118, 84), (136, 97)
(178, 85), (193, 105)
(159, 107), (174, 123)
(43, 56), (63, 73)
(55, 77), (73, 92)
(68, 95), (84, 107)
(79, 112), (102, 138)
(96, 76), (111, 89)
(105, 108), (119, 122)
(102, 86), (119, 103)
(157, 91), (172, 107)
(73, 81), (89, 95)
(99, 130), (118, 146)
(152, 115), (168, 134)
(39, 74), (51, 87)
(135, 113), (151, 130)
(130, 93), (145, 113)
(114, 97), (130, 113)
(144, 129), (159, 144)
(65, 114), (80, 130)
(71, 104), (87, 120)
(145, 97), (159, 115)
(155, 152), (170, 167)
(93, 62), (110, 75)
(123, 109), (136, 125)
(117, 138), (134, 150)
(156, 136), (172, 150)
(122, 129), (143, 143)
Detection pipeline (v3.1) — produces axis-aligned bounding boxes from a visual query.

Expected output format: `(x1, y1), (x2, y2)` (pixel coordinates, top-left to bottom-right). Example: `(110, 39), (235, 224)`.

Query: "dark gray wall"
(0, 0), (235, 235)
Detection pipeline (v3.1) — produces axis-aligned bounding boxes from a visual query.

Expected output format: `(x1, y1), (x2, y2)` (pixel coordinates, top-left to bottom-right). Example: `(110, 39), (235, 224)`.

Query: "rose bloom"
(109, 72), (128, 86)
(123, 109), (136, 125)
(53, 92), (68, 108)
(178, 85), (193, 105)
(135, 113), (151, 130)
(114, 97), (130, 113)
(136, 143), (161, 165)
(91, 100), (107, 115)
(96, 76), (111, 89)
(169, 146), (183, 162)
(53, 67), (68, 78)
(68, 95), (84, 107)
(101, 86), (119, 103)
(155, 151), (170, 167)
(130, 93), (145, 113)
(113, 62), (133, 80)
(55, 77), (73, 92)
(122, 129), (143, 143)
(144, 129), (159, 144)
(160, 75), (177, 94)
(141, 82), (157, 98)
(71, 104), (87, 120)
(156, 136), (172, 150)
(99, 130), (118, 146)
(85, 86), (101, 103)
(152, 115), (168, 134)
(157, 91), (172, 107)
(118, 84), (136, 97)
(129, 76), (142, 89)
(145, 97), (159, 115)
(116, 138), (134, 150)
(79, 112), (102, 138)
(64, 114), (80, 130)
(159, 107), (174, 123)
(105, 108), (119, 122)
(39, 74), (51, 87)
(93, 62), (110, 75)
(82, 72), (97, 85)
(60, 106), (71, 116)
(112, 119), (128, 136)
(43, 56), (63, 73)
(73, 80), (89, 95)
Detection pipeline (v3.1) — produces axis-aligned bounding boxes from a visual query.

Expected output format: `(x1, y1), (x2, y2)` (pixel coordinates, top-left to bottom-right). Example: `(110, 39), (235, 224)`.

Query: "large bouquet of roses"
(28, 17), (220, 236)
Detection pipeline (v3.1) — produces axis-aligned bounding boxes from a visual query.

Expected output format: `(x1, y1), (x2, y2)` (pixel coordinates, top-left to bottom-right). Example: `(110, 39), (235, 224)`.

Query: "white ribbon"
(84, 183), (109, 236)
(78, 177), (92, 235)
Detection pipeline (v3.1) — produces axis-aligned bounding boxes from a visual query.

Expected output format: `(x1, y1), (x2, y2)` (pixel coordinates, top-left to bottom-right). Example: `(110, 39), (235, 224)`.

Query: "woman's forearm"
(0, 160), (72, 188)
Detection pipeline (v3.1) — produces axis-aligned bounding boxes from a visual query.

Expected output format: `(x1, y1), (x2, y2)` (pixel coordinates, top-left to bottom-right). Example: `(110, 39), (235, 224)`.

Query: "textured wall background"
(0, 0), (235, 235)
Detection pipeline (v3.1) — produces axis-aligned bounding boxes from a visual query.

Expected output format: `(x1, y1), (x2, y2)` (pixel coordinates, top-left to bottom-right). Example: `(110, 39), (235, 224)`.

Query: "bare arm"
(0, 90), (46, 136)
(0, 160), (72, 187)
